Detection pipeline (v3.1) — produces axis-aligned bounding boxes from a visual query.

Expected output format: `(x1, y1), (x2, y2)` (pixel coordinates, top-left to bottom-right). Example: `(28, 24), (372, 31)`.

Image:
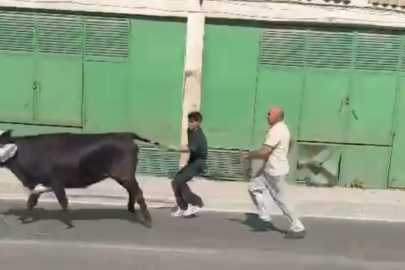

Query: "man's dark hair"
(188, 111), (203, 122)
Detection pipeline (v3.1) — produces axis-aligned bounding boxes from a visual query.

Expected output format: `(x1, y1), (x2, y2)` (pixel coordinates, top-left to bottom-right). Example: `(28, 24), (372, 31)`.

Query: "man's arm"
(244, 128), (280, 160)
(245, 145), (274, 160)
(166, 145), (189, 153)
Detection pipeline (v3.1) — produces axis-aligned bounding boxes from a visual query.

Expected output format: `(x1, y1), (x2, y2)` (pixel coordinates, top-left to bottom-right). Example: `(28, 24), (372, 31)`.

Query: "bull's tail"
(132, 133), (161, 146)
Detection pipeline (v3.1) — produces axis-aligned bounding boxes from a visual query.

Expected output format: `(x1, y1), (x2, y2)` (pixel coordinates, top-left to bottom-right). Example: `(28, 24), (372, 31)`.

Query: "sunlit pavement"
(0, 199), (403, 270)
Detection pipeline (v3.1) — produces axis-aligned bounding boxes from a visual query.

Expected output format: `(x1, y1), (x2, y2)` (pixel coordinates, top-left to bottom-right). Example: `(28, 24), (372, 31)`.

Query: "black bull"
(0, 130), (162, 228)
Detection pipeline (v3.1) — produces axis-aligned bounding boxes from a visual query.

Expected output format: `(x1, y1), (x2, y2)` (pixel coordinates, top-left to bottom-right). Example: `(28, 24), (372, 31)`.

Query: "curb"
(2, 194), (405, 223)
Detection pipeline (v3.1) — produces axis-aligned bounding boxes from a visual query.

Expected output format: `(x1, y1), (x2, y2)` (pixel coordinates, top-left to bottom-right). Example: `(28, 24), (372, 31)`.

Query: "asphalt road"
(0, 199), (404, 270)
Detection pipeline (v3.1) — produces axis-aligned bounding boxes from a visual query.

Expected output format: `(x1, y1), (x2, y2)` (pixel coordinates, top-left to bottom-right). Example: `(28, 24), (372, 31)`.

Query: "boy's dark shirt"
(187, 127), (207, 166)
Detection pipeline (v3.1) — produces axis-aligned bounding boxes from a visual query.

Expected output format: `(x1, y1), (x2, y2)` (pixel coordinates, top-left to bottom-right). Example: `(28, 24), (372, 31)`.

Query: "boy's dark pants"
(171, 160), (205, 210)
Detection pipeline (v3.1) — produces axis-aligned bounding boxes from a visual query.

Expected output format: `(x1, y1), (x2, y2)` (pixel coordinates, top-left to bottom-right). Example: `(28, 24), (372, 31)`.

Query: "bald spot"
(270, 106), (284, 120)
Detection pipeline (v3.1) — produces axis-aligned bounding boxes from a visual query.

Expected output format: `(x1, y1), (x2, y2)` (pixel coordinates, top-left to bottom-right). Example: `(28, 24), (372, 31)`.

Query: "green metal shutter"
(200, 23), (261, 181)
(34, 14), (84, 126)
(0, 11), (35, 53)
(0, 11), (35, 122)
(260, 29), (305, 68)
(83, 16), (131, 132)
(36, 14), (82, 56)
(84, 17), (129, 62)
(354, 32), (401, 72)
(129, 19), (186, 178)
(306, 29), (352, 69)
(347, 32), (401, 145)
(299, 30), (353, 143)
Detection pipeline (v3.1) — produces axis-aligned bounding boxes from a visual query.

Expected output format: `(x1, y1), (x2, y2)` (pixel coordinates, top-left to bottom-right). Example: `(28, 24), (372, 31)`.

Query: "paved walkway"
(1, 168), (405, 222)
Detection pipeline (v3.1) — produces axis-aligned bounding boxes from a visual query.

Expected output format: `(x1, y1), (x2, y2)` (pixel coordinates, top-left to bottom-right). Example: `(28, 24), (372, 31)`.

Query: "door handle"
(344, 95), (350, 105)
(339, 95), (350, 113)
(352, 109), (358, 120)
(32, 81), (37, 90)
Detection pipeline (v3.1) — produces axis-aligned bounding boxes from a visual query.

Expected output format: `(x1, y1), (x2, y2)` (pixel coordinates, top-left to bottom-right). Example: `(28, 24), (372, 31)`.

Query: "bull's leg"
(21, 186), (52, 223)
(133, 178), (152, 228)
(53, 185), (73, 229)
(115, 179), (136, 213)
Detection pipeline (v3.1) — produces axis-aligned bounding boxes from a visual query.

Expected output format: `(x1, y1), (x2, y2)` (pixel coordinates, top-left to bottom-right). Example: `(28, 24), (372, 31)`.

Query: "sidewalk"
(1, 168), (405, 222)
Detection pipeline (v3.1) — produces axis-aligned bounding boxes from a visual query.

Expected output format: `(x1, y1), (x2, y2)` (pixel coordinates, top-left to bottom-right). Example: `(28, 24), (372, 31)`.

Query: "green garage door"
(0, 10), (84, 127)
(0, 11), (35, 123)
(35, 14), (83, 126)
(201, 22), (260, 181)
(130, 18), (186, 176)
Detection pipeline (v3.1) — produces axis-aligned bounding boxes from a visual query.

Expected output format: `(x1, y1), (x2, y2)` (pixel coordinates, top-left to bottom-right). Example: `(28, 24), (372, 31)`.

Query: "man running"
(170, 111), (207, 218)
(243, 106), (306, 239)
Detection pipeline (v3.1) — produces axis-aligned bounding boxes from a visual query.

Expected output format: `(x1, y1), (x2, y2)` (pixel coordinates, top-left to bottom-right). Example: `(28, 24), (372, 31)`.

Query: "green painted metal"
(0, 11), (35, 53)
(201, 22), (260, 150)
(0, 11), (83, 127)
(348, 72), (397, 145)
(83, 61), (130, 133)
(82, 16), (131, 133)
(129, 18), (185, 176)
(0, 123), (80, 136)
(296, 142), (343, 186)
(129, 18), (185, 144)
(253, 68), (304, 145)
(298, 30), (353, 143)
(0, 54), (35, 122)
(201, 22), (260, 181)
(339, 145), (390, 189)
(36, 14), (83, 56)
(84, 17), (129, 62)
(35, 14), (83, 126)
(203, 149), (250, 181)
(295, 29), (399, 146)
(300, 70), (351, 143)
(255, 29), (305, 142)
(388, 74), (405, 188)
(295, 142), (390, 189)
(36, 57), (83, 126)
(0, 11), (35, 123)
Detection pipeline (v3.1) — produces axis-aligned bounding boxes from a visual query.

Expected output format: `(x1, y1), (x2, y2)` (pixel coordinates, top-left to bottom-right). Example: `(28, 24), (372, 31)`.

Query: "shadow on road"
(228, 213), (288, 235)
(2, 207), (142, 229)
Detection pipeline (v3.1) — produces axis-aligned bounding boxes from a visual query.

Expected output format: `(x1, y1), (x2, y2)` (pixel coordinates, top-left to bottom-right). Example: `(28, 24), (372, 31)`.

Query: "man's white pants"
(248, 172), (304, 230)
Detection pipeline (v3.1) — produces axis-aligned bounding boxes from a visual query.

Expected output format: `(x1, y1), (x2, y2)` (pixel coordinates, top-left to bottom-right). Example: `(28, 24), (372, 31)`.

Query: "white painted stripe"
(0, 239), (220, 255)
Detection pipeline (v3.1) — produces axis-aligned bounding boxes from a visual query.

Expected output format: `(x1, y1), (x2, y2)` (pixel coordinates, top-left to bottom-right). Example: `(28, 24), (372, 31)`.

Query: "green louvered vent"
(306, 31), (353, 69)
(137, 145), (180, 177)
(36, 14), (83, 56)
(399, 37), (405, 72)
(203, 149), (250, 181)
(0, 11), (35, 53)
(355, 33), (402, 71)
(84, 17), (129, 61)
(260, 29), (306, 68)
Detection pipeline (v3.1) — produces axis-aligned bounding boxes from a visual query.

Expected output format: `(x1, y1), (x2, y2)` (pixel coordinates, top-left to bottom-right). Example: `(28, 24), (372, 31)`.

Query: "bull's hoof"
(19, 216), (32, 224)
(127, 204), (135, 213)
(27, 193), (40, 209)
(139, 208), (152, 228)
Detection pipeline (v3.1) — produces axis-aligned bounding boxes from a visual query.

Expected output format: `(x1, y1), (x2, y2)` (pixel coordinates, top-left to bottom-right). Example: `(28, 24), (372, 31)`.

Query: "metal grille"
(306, 31), (353, 69)
(36, 14), (83, 56)
(260, 29), (306, 68)
(137, 145), (180, 177)
(204, 148), (250, 181)
(84, 17), (130, 61)
(354, 33), (402, 72)
(0, 11), (35, 53)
